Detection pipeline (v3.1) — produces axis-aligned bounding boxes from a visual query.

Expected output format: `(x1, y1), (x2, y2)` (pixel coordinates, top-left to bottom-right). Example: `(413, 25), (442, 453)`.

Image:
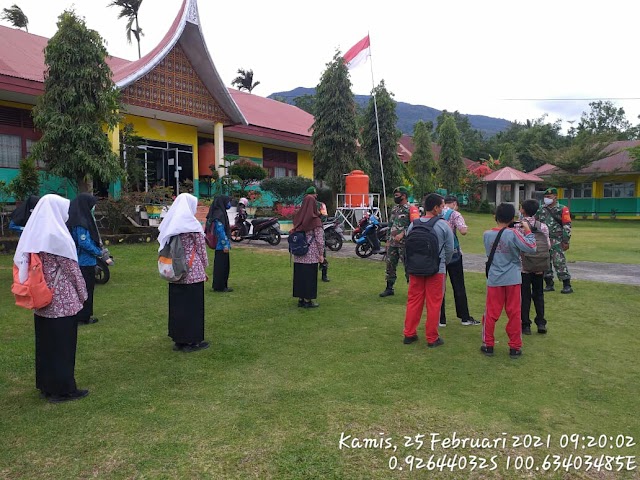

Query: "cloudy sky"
(4, 0), (640, 130)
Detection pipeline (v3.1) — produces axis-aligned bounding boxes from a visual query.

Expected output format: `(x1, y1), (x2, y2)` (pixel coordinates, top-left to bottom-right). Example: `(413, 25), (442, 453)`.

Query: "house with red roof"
(481, 166), (544, 212)
(530, 140), (640, 217)
(0, 0), (314, 199)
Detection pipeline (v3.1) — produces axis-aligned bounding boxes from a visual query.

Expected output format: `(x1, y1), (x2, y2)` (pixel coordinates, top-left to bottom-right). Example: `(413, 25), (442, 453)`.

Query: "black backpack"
(404, 216), (443, 276)
(288, 231), (313, 256)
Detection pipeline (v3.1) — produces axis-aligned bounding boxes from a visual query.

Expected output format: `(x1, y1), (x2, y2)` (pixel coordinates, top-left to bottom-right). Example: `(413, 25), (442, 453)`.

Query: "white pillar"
(481, 182), (487, 201)
(514, 182), (521, 212)
(495, 182), (501, 204)
(214, 122), (225, 179)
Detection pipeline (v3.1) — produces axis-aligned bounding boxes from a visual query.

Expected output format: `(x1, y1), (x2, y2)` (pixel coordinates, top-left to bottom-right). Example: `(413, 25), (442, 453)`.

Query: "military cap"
(393, 186), (409, 196)
(305, 186), (317, 195)
(544, 187), (558, 195)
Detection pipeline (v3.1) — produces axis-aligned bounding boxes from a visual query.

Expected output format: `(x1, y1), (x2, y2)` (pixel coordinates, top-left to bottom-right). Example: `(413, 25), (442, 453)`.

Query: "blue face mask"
(225, 202), (231, 210)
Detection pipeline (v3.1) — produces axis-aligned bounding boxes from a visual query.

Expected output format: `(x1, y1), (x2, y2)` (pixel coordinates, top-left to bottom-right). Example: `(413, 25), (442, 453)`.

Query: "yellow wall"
(0, 100), (34, 109)
(229, 137), (314, 179)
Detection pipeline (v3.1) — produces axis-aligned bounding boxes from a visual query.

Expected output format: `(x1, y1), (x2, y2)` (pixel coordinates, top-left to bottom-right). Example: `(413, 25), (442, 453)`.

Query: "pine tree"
(437, 115), (465, 193)
(312, 51), (360, 195)
(409, 121), (437, 202)
(361, 80), (402, 195)
(30, 11), (122, 193)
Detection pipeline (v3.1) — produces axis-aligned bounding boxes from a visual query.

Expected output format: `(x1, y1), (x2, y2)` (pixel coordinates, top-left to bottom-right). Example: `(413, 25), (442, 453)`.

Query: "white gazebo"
(482, 167), (544, 212)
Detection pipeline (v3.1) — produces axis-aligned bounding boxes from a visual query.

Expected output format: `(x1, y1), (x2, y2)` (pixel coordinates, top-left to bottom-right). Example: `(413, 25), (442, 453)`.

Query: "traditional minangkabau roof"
(0, 0), (245, 126)
(483, 166), (543, 182)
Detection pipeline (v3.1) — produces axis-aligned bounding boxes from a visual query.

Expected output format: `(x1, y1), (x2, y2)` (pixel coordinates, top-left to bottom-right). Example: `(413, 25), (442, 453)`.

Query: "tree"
(293, 94), (316, 115)
(577, 100), (636, 140)
(30, 11), (122, 194)
(361, 80), (402, 195)
(9, 157), (40, 200)
(109, 0), (144, 59)
(437, 114), (465, 193)
(435, 110), (484, 161)
(312, 51), (360, 195)
(629, 145), (640, 171)
(408, 121), (437, 202)
(1, 4), (28, 31)
(119, 123), (145, 192)
(228, 158), (267, 195)
(231, 69), (260, 93)
(260, 176), (313, 205)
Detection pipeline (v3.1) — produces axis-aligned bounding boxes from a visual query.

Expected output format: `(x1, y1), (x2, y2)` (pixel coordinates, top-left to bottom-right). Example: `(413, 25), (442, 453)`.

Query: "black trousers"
(521, 272), (546, 327)
(440, 255), (471, 322)
(79, 265), (95, 323)
(34, 314), (78, 396)
(213, 250), (230, 291)
(168, 282), (205, 344)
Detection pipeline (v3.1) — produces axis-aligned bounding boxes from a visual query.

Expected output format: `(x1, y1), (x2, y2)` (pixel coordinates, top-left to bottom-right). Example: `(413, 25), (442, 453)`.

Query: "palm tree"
(231, 69), (261, 93)
(1, 4), (29, 32)
(109, 0), (143, 59)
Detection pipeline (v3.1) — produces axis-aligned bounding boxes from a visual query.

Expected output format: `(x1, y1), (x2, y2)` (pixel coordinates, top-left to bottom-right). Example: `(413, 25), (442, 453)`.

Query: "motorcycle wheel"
(325, 231), (343, 251)
(266, 227), (281, 245)
(355, 242), (374, 258)
(95, 261), (110, 284)
(351, 231), (362, 243)
(230, 227), (243, 242)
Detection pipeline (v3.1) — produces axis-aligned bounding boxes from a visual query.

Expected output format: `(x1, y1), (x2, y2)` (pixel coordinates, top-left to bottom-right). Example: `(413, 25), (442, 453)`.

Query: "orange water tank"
(345, 170), (369, 207)
(198, 142), (215, 176)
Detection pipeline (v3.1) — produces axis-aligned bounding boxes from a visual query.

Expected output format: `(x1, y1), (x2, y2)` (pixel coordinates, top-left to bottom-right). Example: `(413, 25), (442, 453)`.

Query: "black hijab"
(67, 193), (101, 246)
(10, 195), (40, 226)
(207, 195), (231, 236)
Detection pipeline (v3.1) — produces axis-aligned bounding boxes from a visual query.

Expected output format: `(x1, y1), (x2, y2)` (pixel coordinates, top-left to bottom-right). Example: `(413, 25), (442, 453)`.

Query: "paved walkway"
(234, 240), (640, 286)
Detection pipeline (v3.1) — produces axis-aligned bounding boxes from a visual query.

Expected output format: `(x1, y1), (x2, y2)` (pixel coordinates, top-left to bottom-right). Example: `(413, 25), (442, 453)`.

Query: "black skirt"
(293, 263), (318, 300)
(79, 265), (95, 322)
(213, 250), (230, 291)
(34, 314), (78, 396)
(168, 282), (205, 344)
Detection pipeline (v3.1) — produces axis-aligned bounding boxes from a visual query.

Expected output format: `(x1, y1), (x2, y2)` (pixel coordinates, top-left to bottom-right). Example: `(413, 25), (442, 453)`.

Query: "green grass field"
(1, 244), (639, 479)
(455, 212), (640, 265)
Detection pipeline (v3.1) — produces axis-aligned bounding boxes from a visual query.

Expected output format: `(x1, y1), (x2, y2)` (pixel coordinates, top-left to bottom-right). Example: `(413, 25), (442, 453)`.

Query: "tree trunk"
(135, 17), (141, 59)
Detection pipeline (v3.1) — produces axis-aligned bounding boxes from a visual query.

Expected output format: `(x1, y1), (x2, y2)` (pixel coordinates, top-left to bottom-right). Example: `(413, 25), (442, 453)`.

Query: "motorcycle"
(354, 213), (389, 258)
(230, 209), (281, 245)
(95, 247), (114, 285)
(323, 217), (344, 251)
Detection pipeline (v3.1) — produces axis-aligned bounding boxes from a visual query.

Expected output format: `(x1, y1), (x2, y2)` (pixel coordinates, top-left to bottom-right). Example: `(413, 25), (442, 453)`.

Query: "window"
(0, 134), (21, 168)
(224, 141), (239, 156)
(570, 182), (593, 198)
(263, 147), (297, 178)
(603, 182), (635, 198)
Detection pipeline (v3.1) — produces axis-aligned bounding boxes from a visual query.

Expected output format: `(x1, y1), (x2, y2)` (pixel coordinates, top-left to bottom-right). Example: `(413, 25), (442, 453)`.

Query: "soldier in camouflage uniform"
(535, 187), (573, 294)
(379, 187), (420, 297)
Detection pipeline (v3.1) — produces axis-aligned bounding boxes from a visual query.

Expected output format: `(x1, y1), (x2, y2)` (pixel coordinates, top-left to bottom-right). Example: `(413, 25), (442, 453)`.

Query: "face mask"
(393, 196), (403, 204)
(543, 198), (554, 206)
(225, 202), (231, 210)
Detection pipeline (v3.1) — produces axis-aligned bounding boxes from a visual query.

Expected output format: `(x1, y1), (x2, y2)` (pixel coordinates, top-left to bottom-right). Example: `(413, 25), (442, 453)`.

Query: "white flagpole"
(367, 34), (388, 221)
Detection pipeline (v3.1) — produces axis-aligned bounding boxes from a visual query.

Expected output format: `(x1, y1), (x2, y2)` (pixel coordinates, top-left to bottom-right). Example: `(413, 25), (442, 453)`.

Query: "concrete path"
(234, 240), (640, 286)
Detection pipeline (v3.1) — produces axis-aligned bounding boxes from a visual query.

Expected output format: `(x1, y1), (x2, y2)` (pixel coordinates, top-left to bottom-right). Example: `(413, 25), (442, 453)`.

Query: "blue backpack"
(288, 231), (313, 256)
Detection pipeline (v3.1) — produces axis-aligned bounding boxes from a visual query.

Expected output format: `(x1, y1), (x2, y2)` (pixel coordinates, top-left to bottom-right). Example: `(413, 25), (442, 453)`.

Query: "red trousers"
(404, 274), (445, 343)
(482, 285), (522, 350)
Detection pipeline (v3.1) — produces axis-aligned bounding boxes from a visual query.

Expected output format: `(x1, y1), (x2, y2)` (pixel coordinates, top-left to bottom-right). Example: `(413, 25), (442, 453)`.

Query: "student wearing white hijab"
(158, 193), (210, 352)
(13, 194), (89, 403)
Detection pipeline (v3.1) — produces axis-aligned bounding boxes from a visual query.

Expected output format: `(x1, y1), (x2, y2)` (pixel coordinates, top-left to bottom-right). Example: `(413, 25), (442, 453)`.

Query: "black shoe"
(403, 335), (418, 345)
(48, 389), (89, 403)
(379, 288), (394, 297)
(183, 341), (210, 353)
(480, 345), (494, 356)
(561, 284), (573, 294)
(522, 326), (532, 335)
(78, 317), (99, 325)
(543, 281), (555, 292)
(321, 276), (330, 282)
(537, 325), (547, 334)
(303, 301), (319, 308)
(214, 287), (233, 293)
(173, 343), (187, 351)
(298, 299), (305, 308)
(509, 348), (522, 359)
(427, 337), (444, 348)
(461, 317), (481, 326)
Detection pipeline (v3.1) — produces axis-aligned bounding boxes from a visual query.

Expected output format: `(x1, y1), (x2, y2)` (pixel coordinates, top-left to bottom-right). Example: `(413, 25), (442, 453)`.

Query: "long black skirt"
(213, 250), (230, 291)
(78, 265), (95, 322)
(34, 314), (78, 396)
(293, 262), (318, 300)
(168, 282), (205, 344)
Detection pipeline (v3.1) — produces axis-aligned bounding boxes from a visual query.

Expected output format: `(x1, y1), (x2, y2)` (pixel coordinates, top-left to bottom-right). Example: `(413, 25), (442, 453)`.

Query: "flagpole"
(368, 34), (388, 221)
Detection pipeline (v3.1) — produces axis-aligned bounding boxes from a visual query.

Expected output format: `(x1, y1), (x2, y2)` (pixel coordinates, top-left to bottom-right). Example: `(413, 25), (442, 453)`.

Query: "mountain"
(268, 87), (512, 138)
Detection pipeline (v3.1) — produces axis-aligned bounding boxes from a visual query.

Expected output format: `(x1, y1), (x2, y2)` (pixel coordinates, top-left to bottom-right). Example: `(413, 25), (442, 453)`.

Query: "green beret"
(393, 186), (409, 196)
(544, 187), (558, 195)
(305, 186), (317, 195)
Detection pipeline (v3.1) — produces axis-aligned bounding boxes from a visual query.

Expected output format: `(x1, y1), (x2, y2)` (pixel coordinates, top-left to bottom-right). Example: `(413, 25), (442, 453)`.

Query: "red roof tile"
(483, 166), (543, 182)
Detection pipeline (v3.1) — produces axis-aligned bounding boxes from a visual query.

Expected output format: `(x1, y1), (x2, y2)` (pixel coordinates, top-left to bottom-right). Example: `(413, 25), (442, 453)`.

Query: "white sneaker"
(439, 322), (446, 327)
(461, 318), (481, 326)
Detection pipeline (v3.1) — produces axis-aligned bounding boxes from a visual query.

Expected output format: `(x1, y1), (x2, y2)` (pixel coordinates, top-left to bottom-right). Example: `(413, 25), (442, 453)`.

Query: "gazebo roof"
(483, 166), (543, 182)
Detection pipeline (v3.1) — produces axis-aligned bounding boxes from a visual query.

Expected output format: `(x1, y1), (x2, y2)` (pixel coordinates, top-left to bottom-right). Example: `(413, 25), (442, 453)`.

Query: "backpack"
(11, 253), (61, 310)
(204, 222), (218, 249)
(158, 235), (196, 282)
(288, 231), (313, 256)
(443, 209), (461, 263)
(404, 217), (443, 276)
(521, 221), (550, 273)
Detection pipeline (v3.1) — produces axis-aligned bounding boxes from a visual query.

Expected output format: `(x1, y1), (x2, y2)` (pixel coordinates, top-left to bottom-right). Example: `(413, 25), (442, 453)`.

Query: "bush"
(229, 158), (267, 192)
(260, 176), (313, 205)
(9, 157), (40, 200)
(274, 204), (298, 220)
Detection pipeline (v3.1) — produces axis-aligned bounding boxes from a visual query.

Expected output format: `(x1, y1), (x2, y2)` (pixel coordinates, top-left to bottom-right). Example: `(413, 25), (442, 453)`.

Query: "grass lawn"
(456, 212), (640, 264)
(1, 244), (639, 479)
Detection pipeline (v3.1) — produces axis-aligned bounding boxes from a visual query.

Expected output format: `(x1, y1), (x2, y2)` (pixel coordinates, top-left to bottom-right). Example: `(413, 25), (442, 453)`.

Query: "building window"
(263, 147), (297, 178)
(0, 134), (21, 168)
(570, 182), (593, 198)
(224, 141), (239, 156)
(603, 182), (635, 198)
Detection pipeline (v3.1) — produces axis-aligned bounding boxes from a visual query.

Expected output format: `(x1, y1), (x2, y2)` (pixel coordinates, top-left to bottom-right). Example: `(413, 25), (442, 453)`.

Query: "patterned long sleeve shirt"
(214, 219), (230, 250)
(442, 207), (467, 255)
(293, 226), (325, 264)
(175, 232), (209, 284)
(34, 253), (88, 318)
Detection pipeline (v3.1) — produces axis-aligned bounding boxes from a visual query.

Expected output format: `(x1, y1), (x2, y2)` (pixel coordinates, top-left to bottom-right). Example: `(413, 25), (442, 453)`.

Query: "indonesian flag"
(344, 35), (370, 70)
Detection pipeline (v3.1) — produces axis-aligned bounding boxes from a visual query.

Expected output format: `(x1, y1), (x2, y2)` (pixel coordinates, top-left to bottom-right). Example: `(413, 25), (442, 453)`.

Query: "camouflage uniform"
(317, 201), (329, 281)
(385, 203), (413, 286)
(536, 203), (572, 282)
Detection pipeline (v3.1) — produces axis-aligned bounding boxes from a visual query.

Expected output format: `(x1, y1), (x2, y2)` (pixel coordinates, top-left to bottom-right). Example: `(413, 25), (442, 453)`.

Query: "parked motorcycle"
(95, 247), (114, 285)
(354, 213), (389, 258)
(323, 217), (344, 251)
(230, 210), (281, 245)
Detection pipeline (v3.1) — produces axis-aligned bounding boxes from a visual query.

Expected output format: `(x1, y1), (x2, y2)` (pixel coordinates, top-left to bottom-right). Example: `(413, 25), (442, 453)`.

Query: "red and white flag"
(343, 35), (370, 70)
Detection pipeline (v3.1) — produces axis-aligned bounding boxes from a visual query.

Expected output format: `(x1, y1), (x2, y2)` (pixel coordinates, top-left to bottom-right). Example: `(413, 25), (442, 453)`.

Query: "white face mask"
(543, 198), (554, 206)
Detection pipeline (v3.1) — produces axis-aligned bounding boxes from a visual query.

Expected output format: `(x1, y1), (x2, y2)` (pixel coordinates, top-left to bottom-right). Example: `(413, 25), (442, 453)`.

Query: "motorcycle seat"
(251, 217), (275, 227)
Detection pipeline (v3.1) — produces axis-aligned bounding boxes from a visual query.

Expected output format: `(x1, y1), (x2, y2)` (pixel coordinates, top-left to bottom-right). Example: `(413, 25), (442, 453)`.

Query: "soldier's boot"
(561, 279), (573, 294)
(379, 281), (394, 297)
(543, 278), (555, 292)
(321, 264), (330, 282)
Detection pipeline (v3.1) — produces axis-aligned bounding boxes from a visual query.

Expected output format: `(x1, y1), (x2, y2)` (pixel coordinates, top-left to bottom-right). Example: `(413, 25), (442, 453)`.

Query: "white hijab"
(13, 194), (78, 283)
(157, 193), (203, 251)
